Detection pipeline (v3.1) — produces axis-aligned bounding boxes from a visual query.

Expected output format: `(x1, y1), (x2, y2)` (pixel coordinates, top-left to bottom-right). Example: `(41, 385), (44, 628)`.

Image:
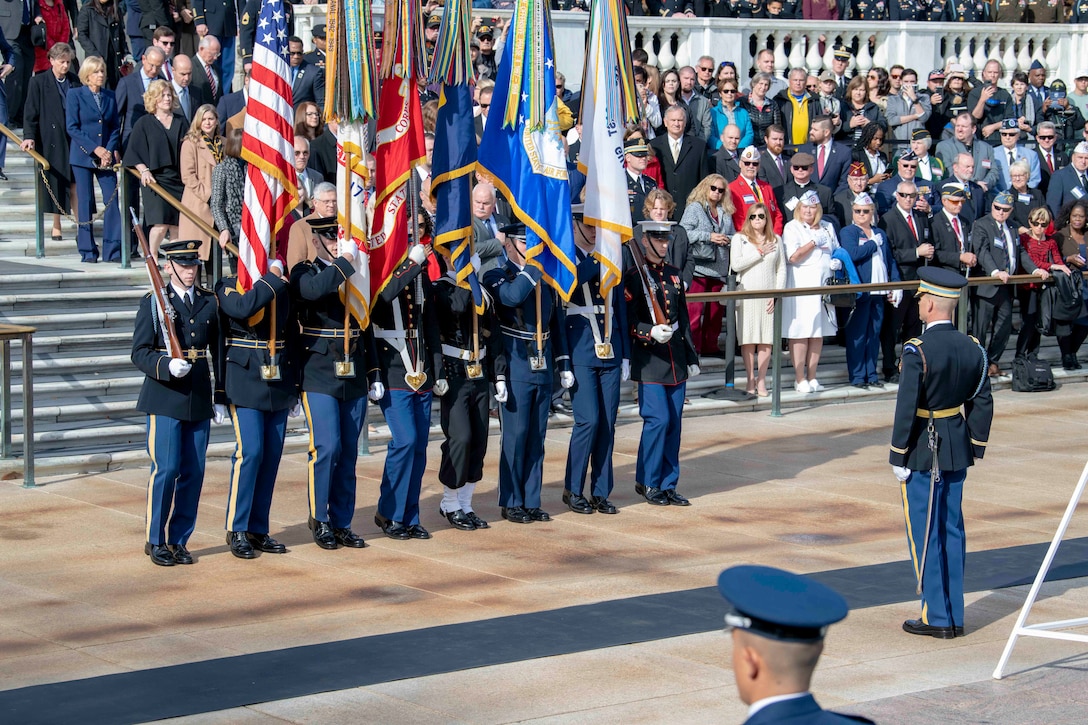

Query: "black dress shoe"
(333, 528), (367, 548)
(168, 544), (194, 564)
(902, 619), (956, 639)
(526, 507), (552, 522)
(501, 506), (532, 523)
(885, 372), (900, 384)
(145, 542), (175, 566)
(374, 514), (411, 540)
(0, 169), (8, 181)
(407, 524), (432, 540)
(590, 497), (618, 514)
(954, 626), (965, 637)
(246, 533), (287, 553)
(562, 490), (595, 514)
(466, 511), (490, 529)
(665, 490), (690, 506)
(550, 401), (573, 416)
(227, 531), (258, 559)
(1063, 354), (1079, 370)
(441, 508), (476, 530)
(308, 516), (338, 549)
(851, 382), (869, 390)
(869, 380), (885, 389)
(636, 482), (670, 506)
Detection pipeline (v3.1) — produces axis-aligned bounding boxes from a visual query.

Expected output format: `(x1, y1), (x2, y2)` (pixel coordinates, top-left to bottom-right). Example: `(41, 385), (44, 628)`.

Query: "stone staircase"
(0, 151), (1084, 480)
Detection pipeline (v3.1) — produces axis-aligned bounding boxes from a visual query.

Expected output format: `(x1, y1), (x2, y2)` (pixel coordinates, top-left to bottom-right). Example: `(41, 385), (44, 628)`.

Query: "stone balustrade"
(293, 5), (1086, 92)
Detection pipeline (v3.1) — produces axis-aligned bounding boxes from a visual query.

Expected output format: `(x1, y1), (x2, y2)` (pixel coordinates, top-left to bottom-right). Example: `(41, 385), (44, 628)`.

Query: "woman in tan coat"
(179, 104), (222, 264)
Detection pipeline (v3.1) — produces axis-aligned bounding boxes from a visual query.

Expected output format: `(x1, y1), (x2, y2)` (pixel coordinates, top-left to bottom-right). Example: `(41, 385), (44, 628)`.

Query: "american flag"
(238, 0), (298, 291)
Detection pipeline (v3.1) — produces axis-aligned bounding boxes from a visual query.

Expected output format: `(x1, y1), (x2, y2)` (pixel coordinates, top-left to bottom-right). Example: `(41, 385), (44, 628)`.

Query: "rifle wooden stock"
(130, 208), (183, 358)
(126, 166), (241, 257)
(626, 237), (667, 325)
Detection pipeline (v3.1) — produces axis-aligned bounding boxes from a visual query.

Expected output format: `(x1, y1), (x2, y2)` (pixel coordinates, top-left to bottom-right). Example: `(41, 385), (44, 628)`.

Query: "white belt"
(567, 304), (606, 315)
(441, 344), (488, 361)
(372, 328), (418, 339)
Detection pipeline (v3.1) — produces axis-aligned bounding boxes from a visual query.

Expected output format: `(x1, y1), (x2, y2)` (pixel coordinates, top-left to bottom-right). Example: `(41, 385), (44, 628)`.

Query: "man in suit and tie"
(474, 85), (493, 144)
(470, 183), (508, 275)
(194, 0), (239, 90)
(170, 55), (208, 125)
(217, 61), (250, 135)
(191, 35), (224, 106)
(994, 118), (1041, 191)
(801, 116), (851, 193)
(757, 125), (791, 192)
(294, 137), (315, 215)
(935, 112), (1000, 194)
(1046, 142), (1088, 217)
(833, 162), (872, 228)
(649, 105), (709, 219)
(117, 47), (166, 146)
(930, 182), (978, 278)
(711, 124), (742, 183)
(875, 151), (939, 215)
(948, 153), (986, 227)
(152, 27), (177, 82)
(1035, 121), (1068, 196)
(971, 192), (1049, 376)
(287, 36), (324, 109)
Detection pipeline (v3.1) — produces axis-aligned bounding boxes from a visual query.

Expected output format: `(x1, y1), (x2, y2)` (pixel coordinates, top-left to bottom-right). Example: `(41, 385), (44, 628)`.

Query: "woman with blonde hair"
(730, 203), (785, 397)
(680, 174), (736, 356)
(179, 104), (222, 267)
(782, 190), (839, 394)
(643, 188), (694, 287)
(124, 79), (186, 258)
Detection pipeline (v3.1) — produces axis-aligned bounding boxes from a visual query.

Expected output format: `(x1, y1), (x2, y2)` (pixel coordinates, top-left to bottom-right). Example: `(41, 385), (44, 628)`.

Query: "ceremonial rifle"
(625, 235), (667, 326)
(130, 207), (183, 358)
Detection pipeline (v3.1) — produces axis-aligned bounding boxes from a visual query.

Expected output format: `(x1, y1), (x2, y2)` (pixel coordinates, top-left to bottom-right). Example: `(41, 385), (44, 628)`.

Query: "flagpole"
(342, 147), (353, 363)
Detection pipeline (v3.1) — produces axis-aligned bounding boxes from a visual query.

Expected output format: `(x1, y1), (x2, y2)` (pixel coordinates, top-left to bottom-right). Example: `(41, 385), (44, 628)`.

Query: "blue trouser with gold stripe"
(565, 364), (621, 498)
(902, 468), (967, 629)
(498, 379), (551, 509)
(225, 406), (289, 534)
(145, 414), (210, 546)
(302, 392), (367, 529)
(377, 389), (432, 526)
(636, 382), (685, 492)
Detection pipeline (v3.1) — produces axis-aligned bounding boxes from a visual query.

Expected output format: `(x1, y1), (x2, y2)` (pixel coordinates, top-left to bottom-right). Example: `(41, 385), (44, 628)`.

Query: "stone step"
(0, 309), (138, 333)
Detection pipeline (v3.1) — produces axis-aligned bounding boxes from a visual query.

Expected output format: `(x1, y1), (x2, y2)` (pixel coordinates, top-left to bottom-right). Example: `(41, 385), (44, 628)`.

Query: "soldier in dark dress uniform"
(942, 0), (988, 20)
(216, 256), (296, 559)
(432, 255), (502, 531)
(482, 224), (571, 524)
(625, 138), (657, 225)
(891, 268), (993, 639)
(561, 208), (630, 516)
(625, 221), (701, 507)
(371, 243), (440, 541)
(131, 240), (224, 566)
(1074, 0), (1088, 22)
(846, 0), (888, 20)
(291, 216), (379, 550)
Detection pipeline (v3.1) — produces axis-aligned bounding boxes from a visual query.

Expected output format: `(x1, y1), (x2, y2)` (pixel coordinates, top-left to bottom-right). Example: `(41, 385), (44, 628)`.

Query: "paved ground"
(3, 383), (1088, 723)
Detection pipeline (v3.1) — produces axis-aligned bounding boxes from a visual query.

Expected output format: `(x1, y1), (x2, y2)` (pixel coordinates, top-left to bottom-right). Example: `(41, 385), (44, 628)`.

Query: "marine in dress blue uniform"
(372, 243), (441, 541)
(432, 256), (503, 531)
(562, 208), (630, 515)
(290, 217), (379, 550)
(718, 565), (874, 725)
(891, 267), (994, 638)
(625, 221), (701, 507)
(216, 260), (296, 559)
(131, 241), (224, 566)
(482, 224), (571, 524)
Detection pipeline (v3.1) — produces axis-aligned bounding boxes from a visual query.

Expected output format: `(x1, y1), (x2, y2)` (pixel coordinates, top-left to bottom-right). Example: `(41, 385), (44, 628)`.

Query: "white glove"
(889, 289), (903, 308)
(893, 465), (911, 482)
(470, 253), (482, 271)
(828, 257), (843, 271)
(687, 364), (701, 378)
(494, 380), (508, 403)
(408, 244), (428, 265)
(289, 399), (302, 418)
(621, 359), (631, 382)
(340, 238), (359, 259)
(268, 259), (285, 276)
(368, 381), (385, 402)
(434, 379), (449, 396)
(168, 358), (192, 378)
(650, 324), (674, 343)
(213, 403), (229, 425)
(560, 370), (575, 389)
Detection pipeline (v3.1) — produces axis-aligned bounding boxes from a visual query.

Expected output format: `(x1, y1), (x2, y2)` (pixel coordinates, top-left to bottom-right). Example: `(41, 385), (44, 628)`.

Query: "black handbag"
(823, 271), (856, 309)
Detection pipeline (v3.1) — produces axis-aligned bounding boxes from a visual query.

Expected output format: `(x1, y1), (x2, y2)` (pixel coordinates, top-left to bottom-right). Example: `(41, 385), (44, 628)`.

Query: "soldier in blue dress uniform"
(131, 240), (225, 566)
(625, 139), (658, 225)
(718, 565), (874, 725)
(891, 267), (994, 638)
(482, 223), (571, 524)
(291, 217), (380, 550)
(432, 254), (502, 531)
(216, 255), (296, 559)
(941, 0), (989, 20)
(561, 206), (630, 516)
(372, 243), (441, 541)
(625, 221), (701, 507)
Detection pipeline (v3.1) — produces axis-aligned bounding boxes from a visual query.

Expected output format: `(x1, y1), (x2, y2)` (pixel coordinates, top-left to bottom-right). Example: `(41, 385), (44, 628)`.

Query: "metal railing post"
(119, 174), (131, 268)
(34, 176), (45, 259)
(771, 296), (783, 418)
(0, 339), (9, 458)
(21, 331), (34, 488)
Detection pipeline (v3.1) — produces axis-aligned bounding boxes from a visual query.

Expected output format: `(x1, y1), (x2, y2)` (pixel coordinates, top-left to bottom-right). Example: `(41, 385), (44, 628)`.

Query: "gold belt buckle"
(260, 353), (282, 381)
(529, 355), (547, 371)
(594, 342), (615, 360)
(465, 361), (484, 379)
(404, 371), (428, 391)
(185, 349), (199, 362)
(334, 359), (356, 378)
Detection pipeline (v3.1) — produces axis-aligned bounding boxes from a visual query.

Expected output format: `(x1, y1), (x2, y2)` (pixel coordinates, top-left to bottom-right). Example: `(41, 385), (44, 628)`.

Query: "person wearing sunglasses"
(680, 174), (736, 357)
(731, 203), (784, 398)
(1033, 121), (1067, 196)
(1007, 160), (1046, 237)
(709, 79), (754, 152)
(1015, 206), (1070, 361)
(729, 145), (785, 235)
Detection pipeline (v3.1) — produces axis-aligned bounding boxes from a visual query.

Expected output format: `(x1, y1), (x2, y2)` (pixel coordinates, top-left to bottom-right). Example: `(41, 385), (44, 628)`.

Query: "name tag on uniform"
(785, 197), (799, 211)
(1073, 187), (1086, 199)
(1018, 193), (1032, 204)
(743, 195), (756, 204)
(994, 237), (1006, 249)
(981, 159), (991, 169)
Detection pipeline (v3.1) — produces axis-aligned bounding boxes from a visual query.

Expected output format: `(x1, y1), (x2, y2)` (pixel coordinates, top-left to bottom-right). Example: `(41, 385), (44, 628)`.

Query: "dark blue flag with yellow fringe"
(477, 0), (577, 301)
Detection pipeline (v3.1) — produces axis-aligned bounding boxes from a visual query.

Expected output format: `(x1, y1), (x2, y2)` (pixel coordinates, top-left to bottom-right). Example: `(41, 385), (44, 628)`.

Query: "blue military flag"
(477, 0), (577, 301)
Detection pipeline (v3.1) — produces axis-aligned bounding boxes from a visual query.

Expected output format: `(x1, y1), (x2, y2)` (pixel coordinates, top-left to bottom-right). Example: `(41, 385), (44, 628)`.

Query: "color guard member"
(131, 240), (224, 566)
(625, 220), (700, 507)
(291, 216), (380, 550)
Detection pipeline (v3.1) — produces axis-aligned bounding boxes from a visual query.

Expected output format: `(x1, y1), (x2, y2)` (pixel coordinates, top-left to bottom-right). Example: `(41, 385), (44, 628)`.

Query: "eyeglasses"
(709, 185), (724, 193)
(896, 192), (918, 198)
(479, 103), (490, 109)
(305, 111), (319, 117)
(721, 89), (737, 94)
(748, 213), (766, 219)
(1030, 220), (1048, 227)
(993, 205), (1013, 213)
(1037, 135), (1056, 140)
(806, 84), (817, 91)
(792, 165), (811, 171)
(556, 84), (564, 90)
(853, 208), (873, 214)
(891, 74), (902, 80)
(699, 66), (714, 72)
(741, 161), (759, 167)
(159, 40), (175, 46)
(1000, 131), (1018, 136)
(288, 50), (304, 56)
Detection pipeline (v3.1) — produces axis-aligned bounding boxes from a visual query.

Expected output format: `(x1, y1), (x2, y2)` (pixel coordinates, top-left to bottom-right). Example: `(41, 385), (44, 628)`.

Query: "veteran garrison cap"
(718, 565), (848, 643)
(1000, 118), (1019, 132)
(896, 150), (918, 163)
(911, 128), (931, 141)
(309, 215), (339, 239)
(852, 192), (874, 207)
(916, 266), (968, 299)
(848, 161), (867, 178)
(161, 240), (202, 265)
(798, 189), (821, 206)
(739, 145), (761, 163)
(941, 181), (967, 200)
(993, 190), (1015, 207)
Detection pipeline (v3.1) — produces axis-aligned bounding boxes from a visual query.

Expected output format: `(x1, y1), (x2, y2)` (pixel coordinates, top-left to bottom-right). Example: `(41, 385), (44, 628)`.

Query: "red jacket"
(729, 175), (785, 235)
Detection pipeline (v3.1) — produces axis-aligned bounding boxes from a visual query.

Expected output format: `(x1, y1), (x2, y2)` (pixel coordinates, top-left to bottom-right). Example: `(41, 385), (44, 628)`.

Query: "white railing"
(293, 6), (1087, 93)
